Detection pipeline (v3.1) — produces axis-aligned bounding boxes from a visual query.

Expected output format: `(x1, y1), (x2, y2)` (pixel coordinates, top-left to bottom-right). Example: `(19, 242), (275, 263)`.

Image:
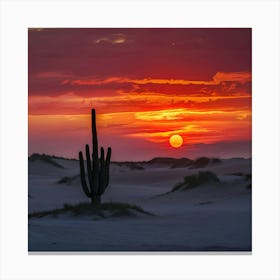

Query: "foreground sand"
(28, 157), (251, 251)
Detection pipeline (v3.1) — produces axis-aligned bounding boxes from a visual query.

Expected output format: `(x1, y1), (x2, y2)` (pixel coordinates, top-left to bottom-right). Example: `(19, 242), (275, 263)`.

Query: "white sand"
(28, 157), (251, 251)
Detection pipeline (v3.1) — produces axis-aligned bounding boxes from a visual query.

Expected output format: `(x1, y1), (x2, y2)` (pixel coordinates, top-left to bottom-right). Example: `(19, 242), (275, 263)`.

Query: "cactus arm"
(85, 144), (94, 194)
(100, 147), (105, 163)
(106, 147), (111, 165)
(92, 163), (99, 197)
(78, 151), (91, 197)
(98, 147), (106, 195)
(105, 147), (111, 188)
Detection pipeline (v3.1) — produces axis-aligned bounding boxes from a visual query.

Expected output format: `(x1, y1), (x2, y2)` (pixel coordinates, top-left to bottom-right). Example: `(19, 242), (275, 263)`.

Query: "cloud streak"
(94, 33), (132, 45)
(63, 72), (251, 87)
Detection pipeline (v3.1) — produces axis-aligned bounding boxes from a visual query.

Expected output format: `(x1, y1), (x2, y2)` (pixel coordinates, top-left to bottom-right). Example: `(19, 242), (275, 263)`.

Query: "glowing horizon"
(28, 28), (251, 161)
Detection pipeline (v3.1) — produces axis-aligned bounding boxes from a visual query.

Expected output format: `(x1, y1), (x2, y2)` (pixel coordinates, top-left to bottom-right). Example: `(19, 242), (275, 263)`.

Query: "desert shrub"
(193, 171), (220, 184)
(212, 158), (222, 164)
(148, 157), (176, 165)
(170, 158), (193, 168)
(230, 172), (244, 176)
(171, 171), (220, 192)
(57, 175), (79, 185)
(190, 157), (210, 168)
(57, 177), (71, 184)
(229, 172), (251, 182)
(29, 153), (64, 168)
(171, 182), (186, 192)
(28, 202), (153, 219)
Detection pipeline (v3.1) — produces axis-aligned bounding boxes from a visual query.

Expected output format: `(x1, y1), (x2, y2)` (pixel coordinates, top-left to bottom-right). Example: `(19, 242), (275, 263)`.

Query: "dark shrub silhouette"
(212, 158), (222, 164)
(79, 109), (112, 204)
(170, 158), (193, 168)
(148, 157), (178, 165)
(148, 157), (193, 168)
(28, 202), (153, 219)
(190, 157), (222, 169)
(29, 153), (64, 168)
(57, 175), (79, 185)
(191, 157), (210, 168)
(171, 171), (220, 192)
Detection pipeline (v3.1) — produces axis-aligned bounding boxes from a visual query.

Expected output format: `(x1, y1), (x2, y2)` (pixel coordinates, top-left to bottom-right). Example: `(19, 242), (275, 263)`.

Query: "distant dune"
(28, 153), (235, 170)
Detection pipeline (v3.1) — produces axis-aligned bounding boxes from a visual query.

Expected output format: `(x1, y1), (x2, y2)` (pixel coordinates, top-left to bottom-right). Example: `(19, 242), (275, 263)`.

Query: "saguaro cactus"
(79, 109), (112, 204)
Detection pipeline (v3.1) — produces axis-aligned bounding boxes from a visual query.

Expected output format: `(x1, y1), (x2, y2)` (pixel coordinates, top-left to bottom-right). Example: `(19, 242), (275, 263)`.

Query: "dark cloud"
(29, 28), (251, 97)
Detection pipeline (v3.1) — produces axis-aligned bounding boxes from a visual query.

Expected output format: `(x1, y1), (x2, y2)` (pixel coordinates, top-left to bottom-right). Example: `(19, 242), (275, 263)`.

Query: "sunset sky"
(28, 28), (251, 161)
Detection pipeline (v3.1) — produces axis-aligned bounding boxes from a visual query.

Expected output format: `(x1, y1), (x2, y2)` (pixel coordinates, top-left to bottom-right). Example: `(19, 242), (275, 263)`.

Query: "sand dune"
(28, 156), (251, 252)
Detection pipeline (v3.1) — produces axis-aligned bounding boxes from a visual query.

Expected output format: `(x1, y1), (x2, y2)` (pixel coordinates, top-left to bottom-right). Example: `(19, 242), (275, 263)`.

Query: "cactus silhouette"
(79, 109), (112, 204)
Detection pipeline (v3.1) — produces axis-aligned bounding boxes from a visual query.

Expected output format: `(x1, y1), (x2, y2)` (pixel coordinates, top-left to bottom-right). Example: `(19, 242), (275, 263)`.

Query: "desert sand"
(28, 156), (251, 252)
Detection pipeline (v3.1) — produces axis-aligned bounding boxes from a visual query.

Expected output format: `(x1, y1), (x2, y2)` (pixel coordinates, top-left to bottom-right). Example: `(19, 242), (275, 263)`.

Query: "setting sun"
(169, 134), (183, 148)
(28, 28), (252, 160)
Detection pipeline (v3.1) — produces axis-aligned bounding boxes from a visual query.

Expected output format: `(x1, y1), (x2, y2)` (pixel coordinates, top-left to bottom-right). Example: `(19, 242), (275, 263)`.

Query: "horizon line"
(28, 152), (252, 163)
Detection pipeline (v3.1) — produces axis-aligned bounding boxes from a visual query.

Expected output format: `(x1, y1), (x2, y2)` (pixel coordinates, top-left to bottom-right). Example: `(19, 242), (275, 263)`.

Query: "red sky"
(28, 28), (251, 161)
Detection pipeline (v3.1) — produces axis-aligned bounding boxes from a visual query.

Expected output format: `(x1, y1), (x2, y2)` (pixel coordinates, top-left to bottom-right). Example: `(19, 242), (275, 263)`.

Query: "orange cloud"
(94, 33), (131, 45)
(63, 71), (251, 87)
(95, 107), (251, 145)
(213, 72), (251, 84)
